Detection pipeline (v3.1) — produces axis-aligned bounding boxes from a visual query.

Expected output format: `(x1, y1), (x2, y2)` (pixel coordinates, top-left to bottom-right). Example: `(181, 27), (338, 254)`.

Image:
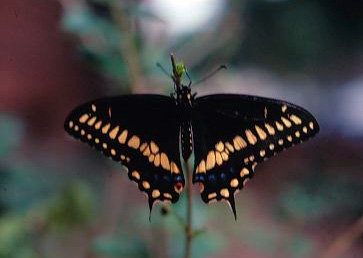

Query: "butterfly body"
(65, 63), (319, 219)
(176, 86), (195, 160)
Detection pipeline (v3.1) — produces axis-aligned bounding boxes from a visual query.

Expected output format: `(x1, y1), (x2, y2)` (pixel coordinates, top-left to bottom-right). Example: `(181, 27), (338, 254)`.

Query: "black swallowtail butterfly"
(64, 56), (319, 219)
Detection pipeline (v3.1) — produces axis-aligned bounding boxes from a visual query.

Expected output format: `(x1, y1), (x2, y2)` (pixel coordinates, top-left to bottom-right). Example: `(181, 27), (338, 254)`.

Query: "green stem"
(184, 160), (193, 258)
(170, 54), (193, 258)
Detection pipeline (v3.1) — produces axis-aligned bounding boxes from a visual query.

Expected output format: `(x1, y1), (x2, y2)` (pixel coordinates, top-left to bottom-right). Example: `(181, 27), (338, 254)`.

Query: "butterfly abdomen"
(176, 85), (194, 161)
(181, 120), (193, 161)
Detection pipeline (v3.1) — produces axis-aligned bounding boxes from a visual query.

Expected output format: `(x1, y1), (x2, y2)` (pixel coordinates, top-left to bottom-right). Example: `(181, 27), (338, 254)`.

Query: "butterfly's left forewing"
(192, 94), (319, 218)
(64, 95), (184, 211)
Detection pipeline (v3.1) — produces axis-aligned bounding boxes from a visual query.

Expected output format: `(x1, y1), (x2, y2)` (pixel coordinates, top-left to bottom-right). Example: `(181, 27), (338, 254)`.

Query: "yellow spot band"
(206, 151), (216, 170)
(152, 189), (160, 198)
(265, 123), (275, 135)
(220, 188), (229, 198)
(102, 123), (111, 134)
(198, 160), (206, 173)
(230, 178), (239, 188)
(132, 171), (140, 180)
(109, 126), (119, 139)
(281, 117), (292, 128)
(255, 125), (267, 140)
(150, 141), (159, 154)
(215, 141), (224, 152)
(208, 193), (217, 199)
(240, 168), (249, 177)
(118, 130), (128, 144)
(142, 181), (150, 189)
(87, 116), (97, 126)
(95, 120), (102, 129)
(79, 114), (89, 123)
(289, 114), (302, 125)
(128, 135), (140, 149)
(245, 129), (257, 145)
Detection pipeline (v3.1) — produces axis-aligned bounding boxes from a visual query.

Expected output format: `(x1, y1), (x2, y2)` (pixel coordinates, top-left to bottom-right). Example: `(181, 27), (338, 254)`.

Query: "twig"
(184, 160), (193, 258)
(320, 214), (363, 258)
(170, 54), (193, 258)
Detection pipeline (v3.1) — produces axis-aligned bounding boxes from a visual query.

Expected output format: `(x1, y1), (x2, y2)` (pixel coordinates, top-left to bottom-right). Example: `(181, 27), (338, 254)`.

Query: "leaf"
(0, 215), (38, 258)
(176, 62), (185, 76)
(46, 181), (94, 232)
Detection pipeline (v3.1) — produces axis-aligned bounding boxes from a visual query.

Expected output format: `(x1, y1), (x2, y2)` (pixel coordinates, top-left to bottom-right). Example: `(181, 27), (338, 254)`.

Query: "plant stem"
(184, 160), (193, 258)
(170, 53), (193, 258)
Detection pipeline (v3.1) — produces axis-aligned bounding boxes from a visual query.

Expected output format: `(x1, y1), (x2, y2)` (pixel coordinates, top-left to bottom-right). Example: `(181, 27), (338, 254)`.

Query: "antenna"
(194, 65), (227, 85)
(185, 70), (192, 86)
(156, 63), (172, 79)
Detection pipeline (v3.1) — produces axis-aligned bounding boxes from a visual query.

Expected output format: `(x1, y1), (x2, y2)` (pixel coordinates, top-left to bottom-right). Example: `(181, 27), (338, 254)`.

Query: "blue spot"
(175, 175), (183, 182)
(229, 167), (236, 174)
(220, 172), (227, 181)
(195, 174), (205, 182)
(208, 174), (217, 183)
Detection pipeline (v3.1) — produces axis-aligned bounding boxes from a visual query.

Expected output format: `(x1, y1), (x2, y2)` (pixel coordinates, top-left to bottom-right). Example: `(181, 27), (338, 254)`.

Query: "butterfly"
(64, 58), (319, 219)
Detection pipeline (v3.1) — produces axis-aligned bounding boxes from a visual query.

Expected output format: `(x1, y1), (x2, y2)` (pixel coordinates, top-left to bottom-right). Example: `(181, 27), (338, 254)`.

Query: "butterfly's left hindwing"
(64, 95), (184, 211)
(192, 94), (319, 218)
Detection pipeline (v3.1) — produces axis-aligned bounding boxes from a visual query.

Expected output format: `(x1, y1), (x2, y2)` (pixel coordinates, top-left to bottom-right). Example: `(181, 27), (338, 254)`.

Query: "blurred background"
(1, 0), (363, 257)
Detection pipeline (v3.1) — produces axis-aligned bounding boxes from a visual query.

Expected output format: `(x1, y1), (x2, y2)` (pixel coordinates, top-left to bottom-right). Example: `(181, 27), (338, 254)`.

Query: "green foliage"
(46, 182), (94, 232)
(0, 215), (38, 258)
(176, 62), (186, 77)
(62, 3), (128, 83)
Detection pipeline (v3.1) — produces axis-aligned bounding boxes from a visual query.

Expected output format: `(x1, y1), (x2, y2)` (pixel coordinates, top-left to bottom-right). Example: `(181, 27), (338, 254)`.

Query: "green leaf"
(176, 62), (185, 77)
(46, 181), (94, 232)
(0, 215), (38, 258)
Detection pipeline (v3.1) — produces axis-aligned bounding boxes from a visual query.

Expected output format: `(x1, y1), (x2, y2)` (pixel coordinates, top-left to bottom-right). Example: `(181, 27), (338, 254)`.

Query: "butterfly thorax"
(176, 85), (194, 161)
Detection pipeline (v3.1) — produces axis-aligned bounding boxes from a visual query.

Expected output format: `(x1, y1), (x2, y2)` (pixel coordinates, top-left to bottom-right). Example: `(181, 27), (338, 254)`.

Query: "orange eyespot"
(174, 182), (183, 193)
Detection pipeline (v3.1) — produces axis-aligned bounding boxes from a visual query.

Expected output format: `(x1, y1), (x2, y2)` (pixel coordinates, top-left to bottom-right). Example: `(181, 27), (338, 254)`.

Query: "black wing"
(64, 95), (184, 213)
(192, 94), (319, 218)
